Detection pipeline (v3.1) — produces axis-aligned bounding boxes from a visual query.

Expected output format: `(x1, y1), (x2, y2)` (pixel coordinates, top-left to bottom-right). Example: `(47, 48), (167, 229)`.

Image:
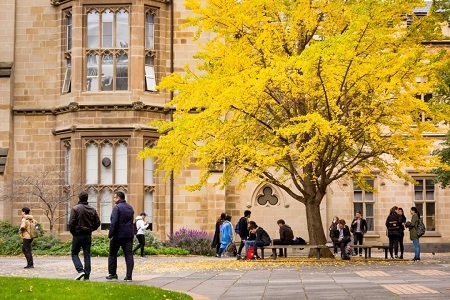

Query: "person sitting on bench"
(271, 219), (294, 257)
(249, 224), (271, 259)
(331, 219), (351, 260)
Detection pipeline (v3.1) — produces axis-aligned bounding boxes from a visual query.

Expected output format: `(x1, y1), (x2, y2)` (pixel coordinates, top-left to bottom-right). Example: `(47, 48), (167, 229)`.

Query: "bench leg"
(364, 248), (368, 259)
(368, 248), (372, 258)
(316, 248), (321, 259)
(261, 248), (264, 259)
(284, 247), (287, 258)
(384, 248), (388, 259)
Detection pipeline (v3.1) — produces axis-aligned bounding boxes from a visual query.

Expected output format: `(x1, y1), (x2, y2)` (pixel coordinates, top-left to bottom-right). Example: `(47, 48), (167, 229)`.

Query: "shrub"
(164, 228), (216, 256)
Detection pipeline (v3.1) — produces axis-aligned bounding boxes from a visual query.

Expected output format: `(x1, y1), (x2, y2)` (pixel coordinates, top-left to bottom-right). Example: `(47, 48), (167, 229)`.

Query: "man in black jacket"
(249, 224), (271, 259)
(350, 210), (368, 256)
(106, 191), (135, 282)
(331, 219), (352, 260)
(236, 210), (251, 260)
(69, 191), (101, 280)
(272, 219), (295, 257)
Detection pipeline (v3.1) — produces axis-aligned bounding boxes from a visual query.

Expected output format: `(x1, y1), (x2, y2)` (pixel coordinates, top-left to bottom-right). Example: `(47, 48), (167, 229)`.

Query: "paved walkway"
(1, 252), (450, 299)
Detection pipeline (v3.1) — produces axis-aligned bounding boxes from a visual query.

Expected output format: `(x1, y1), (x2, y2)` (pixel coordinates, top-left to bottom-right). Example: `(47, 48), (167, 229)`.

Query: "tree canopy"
(140, 0), (450, 250)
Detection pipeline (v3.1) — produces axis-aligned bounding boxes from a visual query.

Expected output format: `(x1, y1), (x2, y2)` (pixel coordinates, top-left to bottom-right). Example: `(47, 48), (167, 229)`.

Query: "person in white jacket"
(132, 212), (150, 258)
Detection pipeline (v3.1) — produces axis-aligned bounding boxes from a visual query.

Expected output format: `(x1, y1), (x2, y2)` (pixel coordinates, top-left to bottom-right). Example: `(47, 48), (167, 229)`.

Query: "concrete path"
(1, 252), (450, 299)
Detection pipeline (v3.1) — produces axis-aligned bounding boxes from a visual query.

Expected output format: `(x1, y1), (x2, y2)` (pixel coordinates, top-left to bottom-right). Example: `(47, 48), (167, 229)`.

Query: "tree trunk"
(305, 197), (334, 258)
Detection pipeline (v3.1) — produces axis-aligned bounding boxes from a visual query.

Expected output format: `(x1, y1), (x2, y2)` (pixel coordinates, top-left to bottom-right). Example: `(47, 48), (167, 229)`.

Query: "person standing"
(69, 191), (101, 280)
(272, 219), (295, 257)
(396, 207), (407, 259)
(211, 212), (226, 255)
(236, 210), (251, 259)
(19, 207), (36, 269)
(351, 211), (367, 256)
(385, 206), (402, 259)
(132, 212), (150, 258)
(106, 191), (135, 281)
(407, 207), (421, 261)
(331, 219), (352, 260)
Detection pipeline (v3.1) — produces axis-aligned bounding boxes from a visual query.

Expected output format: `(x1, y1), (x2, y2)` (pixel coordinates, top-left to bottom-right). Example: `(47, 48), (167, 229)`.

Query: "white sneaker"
(75, 272), (85, 280)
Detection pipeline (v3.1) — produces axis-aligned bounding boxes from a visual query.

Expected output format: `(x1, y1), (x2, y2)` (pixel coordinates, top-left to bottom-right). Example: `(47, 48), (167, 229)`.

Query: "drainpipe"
(169, 0), (174, 236)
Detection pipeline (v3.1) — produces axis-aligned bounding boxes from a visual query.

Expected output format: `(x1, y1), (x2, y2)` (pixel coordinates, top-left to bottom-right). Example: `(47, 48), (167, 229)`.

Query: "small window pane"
(86, 143), (98, 184)
(115, 143), (128, 184)
(145, 65), (156, 91)
(366, 218), (374, 231)
(365, 203), (374, 217)
(67, 15), (72, 51)
(365, 192), (373, 201)
(100, 188), (113, 224)
(102, 10), (113, 48)
(116, 9), (129, 48)
(353, 203), (363, 214)
(414, 191), (422, 201)
(145, 12), (155, 49)
(87, 187), (98, 208)
(87, 53), (99, 91)
(100, 143), (113, 184)
(116, 52), (128, 90)
(425, 202), (435, 231)
(144, 157), (154, 185)
(354, 191), (362, 201)
(144, 191), (154, 226)
(62, 65), (71, 93)
(101, 53), (113, 91)
(87, 11), (99, 48)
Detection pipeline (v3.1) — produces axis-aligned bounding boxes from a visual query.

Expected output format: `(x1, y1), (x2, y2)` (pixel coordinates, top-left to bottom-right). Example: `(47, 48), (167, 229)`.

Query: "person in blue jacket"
(217, 214), (233, 257)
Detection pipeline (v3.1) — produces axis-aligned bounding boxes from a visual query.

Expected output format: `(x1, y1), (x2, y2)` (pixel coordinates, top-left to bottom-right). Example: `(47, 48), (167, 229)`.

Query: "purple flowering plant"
(165, 228), (216, 256)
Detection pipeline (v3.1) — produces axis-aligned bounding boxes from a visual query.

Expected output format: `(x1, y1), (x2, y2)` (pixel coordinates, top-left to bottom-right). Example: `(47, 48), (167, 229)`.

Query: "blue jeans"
(71, 234), (92, 278)
(412, 238), (420, 259)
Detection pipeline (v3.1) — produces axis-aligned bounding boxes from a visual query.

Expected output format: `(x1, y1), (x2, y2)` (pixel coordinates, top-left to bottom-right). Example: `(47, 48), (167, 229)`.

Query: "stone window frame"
(84, 6), (130, 92)
(84, 138), (129, 230)
(353, 179), (375, 231)
(413, 177), (436, 232)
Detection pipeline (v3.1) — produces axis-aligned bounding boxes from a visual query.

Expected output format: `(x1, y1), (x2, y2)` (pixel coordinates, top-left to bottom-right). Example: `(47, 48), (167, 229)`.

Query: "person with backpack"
(69, 191), (101, 280)
(406, 207), (421, 261)
(385, 206), (402, 259)
(19, 207), (37, 269)
(235, 210), (251, 260)
(132, 212), (150, 258)
(396, 207), (407, 259)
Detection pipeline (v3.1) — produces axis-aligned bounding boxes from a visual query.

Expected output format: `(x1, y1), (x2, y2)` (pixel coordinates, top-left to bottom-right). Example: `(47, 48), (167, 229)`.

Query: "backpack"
(29, 219), (40, 239)
(387, 214), (400, 231)
(416, 218), (426, 237)
(293, 237), (307, 245)
(235, 217), (245, 234)
(133, 222), (138, 235)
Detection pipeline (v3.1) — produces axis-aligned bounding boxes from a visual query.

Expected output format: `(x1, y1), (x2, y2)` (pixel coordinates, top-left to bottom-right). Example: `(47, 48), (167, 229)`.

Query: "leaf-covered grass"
(0, 276), (192, 300)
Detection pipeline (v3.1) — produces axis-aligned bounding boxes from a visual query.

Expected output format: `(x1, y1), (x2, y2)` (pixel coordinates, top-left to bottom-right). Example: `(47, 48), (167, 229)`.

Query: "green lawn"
(0, 276), (192, 300)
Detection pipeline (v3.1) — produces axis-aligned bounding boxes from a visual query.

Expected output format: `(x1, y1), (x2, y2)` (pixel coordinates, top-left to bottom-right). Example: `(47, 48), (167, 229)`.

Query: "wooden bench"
(259, 244), (332, 259)
(259, 243), (389, 259)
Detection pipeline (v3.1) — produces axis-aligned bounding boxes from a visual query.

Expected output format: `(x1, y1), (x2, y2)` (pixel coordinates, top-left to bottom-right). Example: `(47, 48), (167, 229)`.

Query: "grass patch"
(0, 276), (192, 300)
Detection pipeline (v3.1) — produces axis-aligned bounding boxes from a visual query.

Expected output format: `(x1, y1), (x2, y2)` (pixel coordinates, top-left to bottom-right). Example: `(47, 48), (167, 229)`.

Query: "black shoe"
(24, 265), (34, 269)
(124, 277), (132, 282)
(75, 272), (85, 280)
(106, 274), (118, 280)
(395, 255), (398, 259)
(399, 255), (403, 259)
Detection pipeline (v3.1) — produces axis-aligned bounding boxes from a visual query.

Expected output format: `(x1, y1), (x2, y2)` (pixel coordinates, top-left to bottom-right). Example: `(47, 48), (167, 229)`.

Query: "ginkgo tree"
(140, 0), (450, 256)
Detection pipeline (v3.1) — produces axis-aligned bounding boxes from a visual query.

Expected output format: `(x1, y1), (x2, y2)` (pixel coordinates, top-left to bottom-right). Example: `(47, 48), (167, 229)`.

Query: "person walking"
(212, 212), (226, 256)
(396, 207), (407, 259)
(106, 191), (135, 281)
(69, 191), (101, 280)
(351, 211), (367, 256)
(217, 214), (233, 258)
(406, 207), (421, 261)
(272, 219), (295, 257)
(19, 207), (36, 269)
(132, 212), (150, 258)
(385, 206), (402, 259)
(236, 210), (251, 260)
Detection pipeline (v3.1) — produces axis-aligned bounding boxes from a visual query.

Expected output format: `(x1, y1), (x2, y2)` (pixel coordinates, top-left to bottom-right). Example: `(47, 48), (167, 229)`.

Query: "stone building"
(1, 0), (449, 249)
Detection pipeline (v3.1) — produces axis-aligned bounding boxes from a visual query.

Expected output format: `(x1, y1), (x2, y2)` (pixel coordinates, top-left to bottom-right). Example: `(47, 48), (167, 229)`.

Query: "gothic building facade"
(1, 0), (450, 247)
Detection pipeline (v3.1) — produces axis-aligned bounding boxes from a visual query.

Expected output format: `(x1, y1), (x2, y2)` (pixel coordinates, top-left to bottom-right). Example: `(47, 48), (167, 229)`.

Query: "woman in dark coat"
(397, 207), (407, 259)
(385, 206), (402, 259)
(211, 213), (226, 256)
